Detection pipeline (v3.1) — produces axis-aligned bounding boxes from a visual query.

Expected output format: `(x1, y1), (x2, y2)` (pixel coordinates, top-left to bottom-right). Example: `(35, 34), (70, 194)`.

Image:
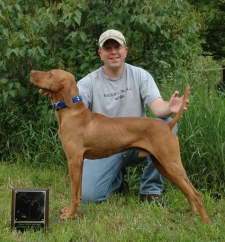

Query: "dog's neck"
(52, 84), (77, 102)
(52, 83), (84, 110)
(53, 95), (83, 110)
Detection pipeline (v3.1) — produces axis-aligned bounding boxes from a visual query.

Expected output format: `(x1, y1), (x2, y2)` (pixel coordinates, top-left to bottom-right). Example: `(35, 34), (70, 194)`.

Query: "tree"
(188, 0), (225, 60)
(0, 0), (203, 103)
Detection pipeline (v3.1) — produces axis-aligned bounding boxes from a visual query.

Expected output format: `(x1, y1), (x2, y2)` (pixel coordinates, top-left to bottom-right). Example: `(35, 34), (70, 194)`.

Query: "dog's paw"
(60, 206), (70, 214)
(189, 210), (198, 216)
(59, 207), (84, 220)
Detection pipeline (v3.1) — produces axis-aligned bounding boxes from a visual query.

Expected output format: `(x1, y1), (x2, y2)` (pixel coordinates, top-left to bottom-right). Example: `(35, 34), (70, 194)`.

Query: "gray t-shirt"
(77, 63), (161, 117)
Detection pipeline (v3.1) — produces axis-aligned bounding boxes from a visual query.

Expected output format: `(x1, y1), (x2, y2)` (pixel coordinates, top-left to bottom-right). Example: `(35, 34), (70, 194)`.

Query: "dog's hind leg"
(150, 155), (209, 224)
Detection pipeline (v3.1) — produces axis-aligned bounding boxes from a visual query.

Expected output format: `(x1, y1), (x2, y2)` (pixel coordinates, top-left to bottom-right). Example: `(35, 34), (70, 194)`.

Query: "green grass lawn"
(1, 162), (224, 242)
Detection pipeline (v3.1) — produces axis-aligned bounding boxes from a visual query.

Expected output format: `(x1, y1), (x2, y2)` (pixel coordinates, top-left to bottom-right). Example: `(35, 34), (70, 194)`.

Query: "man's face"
(98, 39), (128, 69)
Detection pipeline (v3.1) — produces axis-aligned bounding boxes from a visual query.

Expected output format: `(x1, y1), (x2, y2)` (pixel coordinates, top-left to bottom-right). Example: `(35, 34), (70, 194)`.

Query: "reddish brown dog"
(30, 69), (209, 223)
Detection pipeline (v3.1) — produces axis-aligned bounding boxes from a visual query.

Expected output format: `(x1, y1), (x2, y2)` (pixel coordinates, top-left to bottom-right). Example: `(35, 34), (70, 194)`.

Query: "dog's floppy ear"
(62, 79), (73, 107)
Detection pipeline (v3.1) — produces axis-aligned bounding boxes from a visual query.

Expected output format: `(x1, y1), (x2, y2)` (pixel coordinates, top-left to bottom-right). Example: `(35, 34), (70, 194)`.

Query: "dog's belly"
(83, 144), (150, 160)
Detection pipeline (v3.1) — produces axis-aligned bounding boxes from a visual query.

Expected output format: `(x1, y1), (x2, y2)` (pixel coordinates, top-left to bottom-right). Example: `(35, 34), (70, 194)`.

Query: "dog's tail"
(168, 85), (190, 131)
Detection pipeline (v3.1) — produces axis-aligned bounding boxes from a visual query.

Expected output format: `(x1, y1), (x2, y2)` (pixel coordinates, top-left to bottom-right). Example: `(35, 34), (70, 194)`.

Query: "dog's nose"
(30, 70), (35, 76)
(30, 70), (39, 82)
(30, 70), (40, 79)
(31, 70), (38, 74)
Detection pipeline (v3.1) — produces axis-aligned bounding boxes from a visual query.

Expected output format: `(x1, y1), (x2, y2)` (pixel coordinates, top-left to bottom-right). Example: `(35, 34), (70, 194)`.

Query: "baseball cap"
(98, 29), (126, 47)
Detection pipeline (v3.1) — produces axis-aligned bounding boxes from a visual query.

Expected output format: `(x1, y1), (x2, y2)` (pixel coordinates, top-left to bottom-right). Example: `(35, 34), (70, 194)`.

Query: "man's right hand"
(39, 89), (53, 99)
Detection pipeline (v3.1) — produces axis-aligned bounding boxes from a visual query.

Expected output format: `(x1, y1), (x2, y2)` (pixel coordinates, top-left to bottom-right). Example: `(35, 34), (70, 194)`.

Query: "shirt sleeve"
(139, 69), (162, 107)
(77, 75), (93, 108)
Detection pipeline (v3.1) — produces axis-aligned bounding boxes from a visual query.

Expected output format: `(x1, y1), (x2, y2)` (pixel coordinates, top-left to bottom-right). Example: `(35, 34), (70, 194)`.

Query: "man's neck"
(103, 64), (125, 78)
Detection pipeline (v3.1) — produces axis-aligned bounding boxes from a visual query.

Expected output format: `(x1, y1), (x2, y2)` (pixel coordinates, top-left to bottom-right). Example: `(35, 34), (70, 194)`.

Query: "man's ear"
(62, 80), (73, 107)
(98, 49), (102, 59)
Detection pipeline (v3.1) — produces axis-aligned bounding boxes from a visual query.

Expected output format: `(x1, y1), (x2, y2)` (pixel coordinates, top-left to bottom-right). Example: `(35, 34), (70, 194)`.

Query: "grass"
(1, 161), (225, 242)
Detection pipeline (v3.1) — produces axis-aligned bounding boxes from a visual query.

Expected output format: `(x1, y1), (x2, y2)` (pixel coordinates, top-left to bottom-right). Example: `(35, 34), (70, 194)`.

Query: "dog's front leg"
(60, 159), (83, 220)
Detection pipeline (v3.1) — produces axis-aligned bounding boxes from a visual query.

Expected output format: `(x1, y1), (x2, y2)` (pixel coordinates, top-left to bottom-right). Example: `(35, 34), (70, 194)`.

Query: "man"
(40, 29), (189, 205)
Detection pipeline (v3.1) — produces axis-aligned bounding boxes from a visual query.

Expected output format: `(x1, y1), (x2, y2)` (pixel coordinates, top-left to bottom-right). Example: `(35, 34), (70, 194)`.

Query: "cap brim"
(99, 37), (124, 47)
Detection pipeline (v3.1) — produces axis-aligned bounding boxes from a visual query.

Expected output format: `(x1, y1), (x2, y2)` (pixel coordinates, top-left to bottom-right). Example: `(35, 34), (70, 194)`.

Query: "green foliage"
(0, 103), (66, 164)
(0, 0), (203, 158)
(159, 56), (225, 196)
(0, 0), (203, 95)
(179, 93), (225, 195)
(187, 0), (225, 59)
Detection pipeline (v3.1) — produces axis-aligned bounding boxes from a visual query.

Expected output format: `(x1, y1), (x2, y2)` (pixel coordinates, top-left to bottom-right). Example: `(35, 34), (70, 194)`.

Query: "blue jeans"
(81, 117), (177, 203)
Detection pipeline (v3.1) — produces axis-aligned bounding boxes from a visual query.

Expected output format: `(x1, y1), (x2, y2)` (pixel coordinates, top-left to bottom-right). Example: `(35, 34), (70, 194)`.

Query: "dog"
(30, 69), (209, 224)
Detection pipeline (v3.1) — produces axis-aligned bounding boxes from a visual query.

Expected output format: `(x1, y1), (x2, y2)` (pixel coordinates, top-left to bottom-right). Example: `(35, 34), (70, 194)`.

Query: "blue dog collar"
(53, 95), (83, 110)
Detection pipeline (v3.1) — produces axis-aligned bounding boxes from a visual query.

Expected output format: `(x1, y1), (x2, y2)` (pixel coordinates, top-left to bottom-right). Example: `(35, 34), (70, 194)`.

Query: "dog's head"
(30, 69), (78, 107)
